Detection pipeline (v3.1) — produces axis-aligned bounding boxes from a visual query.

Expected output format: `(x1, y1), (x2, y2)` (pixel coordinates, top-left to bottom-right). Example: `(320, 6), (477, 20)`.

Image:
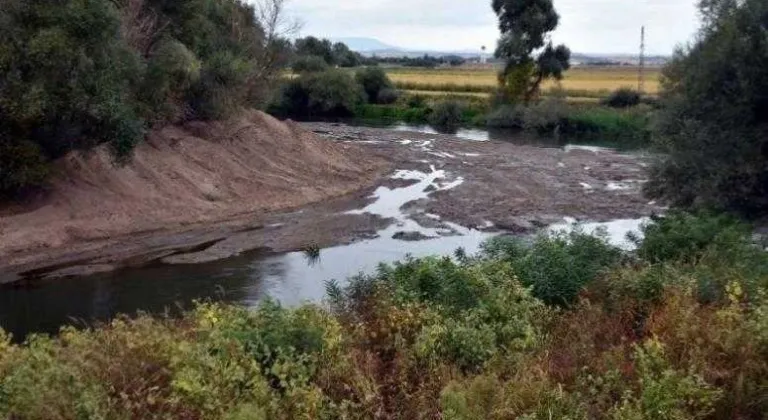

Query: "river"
(0, 124), (649, 340)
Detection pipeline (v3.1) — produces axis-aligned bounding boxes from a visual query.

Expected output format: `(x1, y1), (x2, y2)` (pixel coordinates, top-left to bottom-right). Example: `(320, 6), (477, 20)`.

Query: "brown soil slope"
(0, 110), (387, 258)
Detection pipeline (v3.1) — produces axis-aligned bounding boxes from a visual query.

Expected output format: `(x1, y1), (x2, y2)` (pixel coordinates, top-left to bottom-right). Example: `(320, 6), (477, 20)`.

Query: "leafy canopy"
(646, 0), (768, 216)
(492, 0), (571, 103)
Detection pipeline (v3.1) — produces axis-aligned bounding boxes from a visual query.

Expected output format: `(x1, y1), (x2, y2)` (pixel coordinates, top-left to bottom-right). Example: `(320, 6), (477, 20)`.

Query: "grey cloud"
(285, 0), (700, 54)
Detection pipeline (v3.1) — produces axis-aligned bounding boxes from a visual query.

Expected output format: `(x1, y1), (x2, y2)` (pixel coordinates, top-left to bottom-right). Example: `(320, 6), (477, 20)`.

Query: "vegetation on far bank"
(2, 212), (768, 419)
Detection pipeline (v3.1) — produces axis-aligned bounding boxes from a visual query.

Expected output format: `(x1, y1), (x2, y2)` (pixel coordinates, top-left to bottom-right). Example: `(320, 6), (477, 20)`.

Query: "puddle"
(549, 217), (650, 250)
(564, 145), (615, 153)
(392, 124), (491, 141)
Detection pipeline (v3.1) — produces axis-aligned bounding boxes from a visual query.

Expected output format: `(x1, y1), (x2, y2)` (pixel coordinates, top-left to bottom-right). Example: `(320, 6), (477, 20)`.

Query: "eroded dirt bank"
(1, 121), (664, 283)
(0, 113), (389, 281)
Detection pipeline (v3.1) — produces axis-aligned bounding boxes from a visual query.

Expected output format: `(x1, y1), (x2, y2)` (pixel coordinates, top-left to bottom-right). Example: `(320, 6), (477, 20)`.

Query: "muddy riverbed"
(0, 123), (664, 338)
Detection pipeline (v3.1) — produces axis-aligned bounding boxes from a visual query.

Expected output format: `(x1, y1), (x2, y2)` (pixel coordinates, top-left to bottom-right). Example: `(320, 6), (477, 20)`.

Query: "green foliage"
(610, 340), (721, 419)
(483, 229), (622, 306)
(291, 55), (329, 74)
(521, 96), (569, 134)
(331, 42), (361, 68)
(647, 0), (768, 216)
(355, 67), (394, 104)
(353, 104), (432, 124)
(493, 0), (571, 102)
(485, 104), (526, 128)
(294, 36), (334, 64)
(429, 101), (466, 133)
(5, 213), (768, 418)
(0, 0), (144, 163)
(561, 107), (651, 148)
(635, 211), (751, 264)
(375, 88), (400, 105)
(272, 70), (365, 118)
(485, 99), (652, 148)
(601, 87), (641, 108)
(0, 0), (288, 195)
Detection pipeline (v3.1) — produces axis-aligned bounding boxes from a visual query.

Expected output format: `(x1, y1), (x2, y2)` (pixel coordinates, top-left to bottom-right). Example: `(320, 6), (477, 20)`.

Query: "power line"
(638, 26), (646, 95)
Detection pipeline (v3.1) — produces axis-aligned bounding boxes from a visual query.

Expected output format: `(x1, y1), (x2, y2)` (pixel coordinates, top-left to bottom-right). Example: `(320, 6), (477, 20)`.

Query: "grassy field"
(387, 66), (661, 97)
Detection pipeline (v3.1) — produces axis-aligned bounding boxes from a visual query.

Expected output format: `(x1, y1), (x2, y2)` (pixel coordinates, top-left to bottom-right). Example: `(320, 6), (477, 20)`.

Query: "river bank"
(1, 121), (663, 285)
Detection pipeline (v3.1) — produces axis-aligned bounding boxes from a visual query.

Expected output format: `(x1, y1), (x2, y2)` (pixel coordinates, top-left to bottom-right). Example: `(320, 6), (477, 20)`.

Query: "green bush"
(376, 88), (400, 105)
(635, 211), (751, 264)
(565, 107), (651, 147)
(485, 104), (525, 128)
(355, 66), (394, 104)
(0, 0), (287, 195)
(647, 0), (768, 216)
(406, 94), (428, 108)
(601, 87), (641, 108)
(291, 55), (329, 74)
(482, 229), (623, 306)
(429, 101), (466, 133)
(0, 0), (144, 162)
(521, 97), (569, 134)
(272, 70), (365, 118)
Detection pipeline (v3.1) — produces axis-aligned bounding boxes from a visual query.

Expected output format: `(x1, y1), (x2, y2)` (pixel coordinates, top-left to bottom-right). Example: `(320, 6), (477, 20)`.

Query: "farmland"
(386, 66), (662, 98)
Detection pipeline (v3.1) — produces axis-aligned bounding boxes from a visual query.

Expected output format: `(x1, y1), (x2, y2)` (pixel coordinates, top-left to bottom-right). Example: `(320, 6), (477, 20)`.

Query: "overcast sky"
(284, 0), (701, 55)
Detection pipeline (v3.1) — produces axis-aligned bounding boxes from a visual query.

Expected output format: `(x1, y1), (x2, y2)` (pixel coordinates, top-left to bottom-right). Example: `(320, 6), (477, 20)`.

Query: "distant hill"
(331, 37), (402, 52)
(332, 37), (668, 65)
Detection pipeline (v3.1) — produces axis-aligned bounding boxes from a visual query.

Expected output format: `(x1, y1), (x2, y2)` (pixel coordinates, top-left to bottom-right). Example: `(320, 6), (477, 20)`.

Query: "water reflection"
(0, 253), (264, 339)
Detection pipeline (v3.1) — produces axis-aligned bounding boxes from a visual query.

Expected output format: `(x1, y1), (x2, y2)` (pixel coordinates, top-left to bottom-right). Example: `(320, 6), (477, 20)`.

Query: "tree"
(355, 67), (393, 104)
(292, 55), (329, 73)
(0, 0), (295, 195)
(646, 0), (768, 216)
(295, 36), (334, 64)
(332, 42), (361, 67)
(492, 0), (571, 103)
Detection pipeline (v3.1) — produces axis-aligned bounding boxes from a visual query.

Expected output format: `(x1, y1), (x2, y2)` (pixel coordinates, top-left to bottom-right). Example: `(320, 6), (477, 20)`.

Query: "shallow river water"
(0, 126), (648, 340)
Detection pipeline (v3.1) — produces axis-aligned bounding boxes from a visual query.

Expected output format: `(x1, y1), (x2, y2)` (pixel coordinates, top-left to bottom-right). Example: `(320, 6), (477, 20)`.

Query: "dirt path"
(0, 121), (663, 283)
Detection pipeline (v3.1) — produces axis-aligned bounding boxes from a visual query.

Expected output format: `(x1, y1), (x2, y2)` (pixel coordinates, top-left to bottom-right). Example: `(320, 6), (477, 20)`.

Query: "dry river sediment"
(0, 122), (664, 284)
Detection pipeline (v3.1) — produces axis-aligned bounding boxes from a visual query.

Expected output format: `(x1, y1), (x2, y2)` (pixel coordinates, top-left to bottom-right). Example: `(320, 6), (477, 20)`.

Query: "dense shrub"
(0, 0), (287, 195)
(355, 67), (394, 104)
(0, 0), (145, 164)
(485, 104), (525, 128)
(406, 94), (428, 108)
(376, 88), (400, 105)
(521, 96), (569, 134)
(601, 87), (641, 108)
(647, 0), (768, 216)
(271, 70), (365, 118)
(353, 104), (431, 124)
(482, 229), (622, 306)
(429, 101), (466, 133)
(291, 55), (329, 74)
(561, 107), (651, 148)
(635, 211), (751, 264)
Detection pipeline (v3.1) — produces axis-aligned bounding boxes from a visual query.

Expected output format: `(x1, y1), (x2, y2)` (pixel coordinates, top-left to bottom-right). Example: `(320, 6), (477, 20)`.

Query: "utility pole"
(638, 26), (646, 95)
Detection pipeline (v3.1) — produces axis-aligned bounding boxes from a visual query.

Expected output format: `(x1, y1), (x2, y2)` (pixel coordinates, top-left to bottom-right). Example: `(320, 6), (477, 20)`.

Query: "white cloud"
(283, 0), (701, 54)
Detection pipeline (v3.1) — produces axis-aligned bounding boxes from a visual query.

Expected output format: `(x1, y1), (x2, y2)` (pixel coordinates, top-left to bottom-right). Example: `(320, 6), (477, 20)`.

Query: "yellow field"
(387, 66), (661, 96)
(403, 89), (601, 104)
